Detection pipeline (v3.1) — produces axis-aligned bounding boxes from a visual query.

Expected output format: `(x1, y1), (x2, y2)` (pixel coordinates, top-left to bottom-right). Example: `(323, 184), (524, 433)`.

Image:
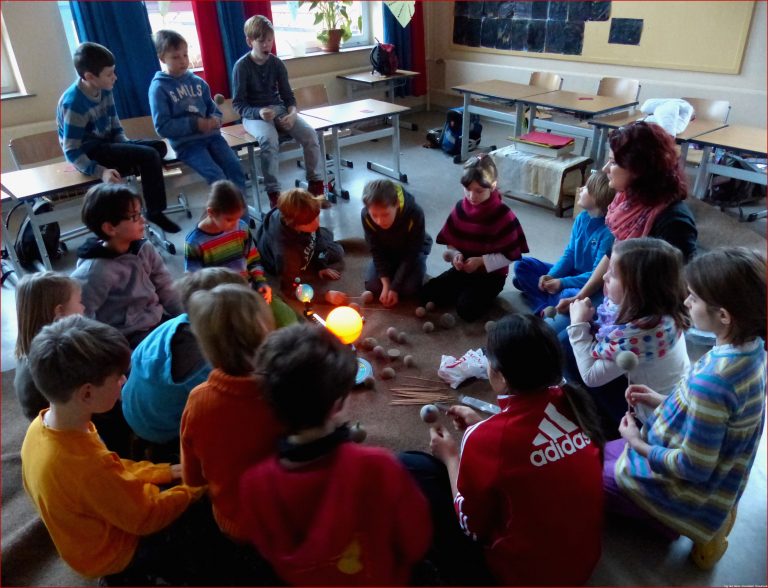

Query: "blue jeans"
(243, 106), (321, 193)
(513, 257), (582, 314)
(174, 134), (247, 193)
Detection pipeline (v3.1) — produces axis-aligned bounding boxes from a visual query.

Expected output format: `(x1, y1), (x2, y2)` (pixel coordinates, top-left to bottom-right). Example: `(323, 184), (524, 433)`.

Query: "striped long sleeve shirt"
(184, 220), (266, 284)
(56, 80), (127, 178)
(616, 338), (766, 543)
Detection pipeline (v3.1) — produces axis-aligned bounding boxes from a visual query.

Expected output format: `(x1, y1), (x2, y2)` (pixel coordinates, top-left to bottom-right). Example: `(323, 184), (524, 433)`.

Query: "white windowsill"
(1, 91), (35, 101)
(279, 44), (374, 62)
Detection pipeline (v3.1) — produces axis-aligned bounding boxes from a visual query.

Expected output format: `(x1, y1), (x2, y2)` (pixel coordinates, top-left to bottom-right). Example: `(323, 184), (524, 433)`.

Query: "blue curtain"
(383, 7), (412, 97)
(69, 1), (159, 118)
(217, 1), (250, 89)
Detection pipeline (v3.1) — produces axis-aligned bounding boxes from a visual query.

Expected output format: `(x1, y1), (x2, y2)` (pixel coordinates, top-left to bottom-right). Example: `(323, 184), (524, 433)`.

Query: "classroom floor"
(1, 110), (766, 586)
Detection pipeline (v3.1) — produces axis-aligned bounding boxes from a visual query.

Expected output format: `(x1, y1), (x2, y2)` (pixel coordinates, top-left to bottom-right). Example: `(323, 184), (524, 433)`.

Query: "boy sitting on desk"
(232, 15), (325, 207)
(149, 30), (247, 196)
(57, 41), (180, 233)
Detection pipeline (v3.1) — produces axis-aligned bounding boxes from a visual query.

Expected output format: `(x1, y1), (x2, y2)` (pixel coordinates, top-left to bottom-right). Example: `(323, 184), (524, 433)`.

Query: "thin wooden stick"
(402, 375), (445, 384)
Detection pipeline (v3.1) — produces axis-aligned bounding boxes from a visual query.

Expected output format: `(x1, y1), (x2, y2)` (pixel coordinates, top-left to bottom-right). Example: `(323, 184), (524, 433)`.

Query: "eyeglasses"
(123, 211), (144, 223)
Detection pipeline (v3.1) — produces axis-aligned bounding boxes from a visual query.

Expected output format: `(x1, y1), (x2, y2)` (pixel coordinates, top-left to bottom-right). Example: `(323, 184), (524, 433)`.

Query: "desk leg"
(316, 129), (336, 203)
(1, 218), (23, 277)
(589, 127), (604, 167)
(246, 145), (264, 218)
(331, 126), (349, 199)
(367, 114), (408, 183)
(692, 145), (713, 199)
(389, 80), (417, 131)
(594, 128), (608, 170)
(457, 92), (471, 164)
(23, 200), (52, 270)
(679, 142), (690, 176)
(514, 102), (526, 137)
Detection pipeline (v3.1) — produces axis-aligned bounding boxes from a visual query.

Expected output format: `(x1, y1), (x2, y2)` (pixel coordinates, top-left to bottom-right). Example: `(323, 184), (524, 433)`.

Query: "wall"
(425, 1), (767, 127)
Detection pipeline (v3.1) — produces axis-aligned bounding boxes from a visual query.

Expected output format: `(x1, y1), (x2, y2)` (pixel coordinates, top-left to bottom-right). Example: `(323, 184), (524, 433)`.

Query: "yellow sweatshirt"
(21, 412), (205, 578)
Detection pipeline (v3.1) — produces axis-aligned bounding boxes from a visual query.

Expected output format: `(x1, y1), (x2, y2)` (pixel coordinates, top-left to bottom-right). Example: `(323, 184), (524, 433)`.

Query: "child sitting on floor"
(514, 171), (615, 331)
(14, 272), (84, 421)
(403, 313), (604, 586)
(239, 323), (431, 585)
(20, 315), (208, 584)
(361, 179), (433, 308)
(72, 183), (183, 349)
(605, 247), (766, 570)
(180, 283), (281, 542)
(122, 268), (248, 463)
(185, 180), (296, 326)
(255, 188), (344, 295)
(421, 153), (528, 322)
(566, 237), (691, 430)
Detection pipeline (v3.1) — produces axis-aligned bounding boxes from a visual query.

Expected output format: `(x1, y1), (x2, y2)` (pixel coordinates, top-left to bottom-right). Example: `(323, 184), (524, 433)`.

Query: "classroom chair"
(678, 97), (731, 165)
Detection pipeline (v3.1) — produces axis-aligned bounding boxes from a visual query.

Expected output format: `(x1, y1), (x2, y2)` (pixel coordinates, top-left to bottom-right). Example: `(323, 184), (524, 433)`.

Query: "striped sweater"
(616, 338), (766, 542)
(57, 80), (127, 178)
(184, 220), (266, 284)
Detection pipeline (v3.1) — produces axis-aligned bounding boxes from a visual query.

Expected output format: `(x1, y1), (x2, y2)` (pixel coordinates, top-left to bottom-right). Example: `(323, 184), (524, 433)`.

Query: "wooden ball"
(425, 301), (436, 312)
(414, 306), (427, 318)
(422, 321), (435, 333)
(386, 326), (399, 340)
(403, 354), (415, 367)
(484, 320), (496, 334)
(360, 290), (374, 304)
(373, 345), (387, 359)
(360, 337), (376, 351)
(439, 313), (456, 328)
(616, 350), (640, 372)
(363, 376), (376, 389)
(397, 331), (408, 344)
(381, 366), (396, 380)
(442, 250), (454, 262)
(349, 422), (367, 443)
(349, 302), (361, 313)
(543, 306), (557, 319)
(420, 404), (440, 424)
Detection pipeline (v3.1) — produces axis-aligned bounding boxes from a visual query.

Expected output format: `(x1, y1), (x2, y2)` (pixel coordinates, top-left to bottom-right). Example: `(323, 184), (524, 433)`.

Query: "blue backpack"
(440, 107), (482, 156)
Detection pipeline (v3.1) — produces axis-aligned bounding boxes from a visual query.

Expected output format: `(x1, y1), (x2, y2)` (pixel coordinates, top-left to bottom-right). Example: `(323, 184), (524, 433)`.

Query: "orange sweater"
(21, 414), (204, 578)
(180, 368), (283, 540)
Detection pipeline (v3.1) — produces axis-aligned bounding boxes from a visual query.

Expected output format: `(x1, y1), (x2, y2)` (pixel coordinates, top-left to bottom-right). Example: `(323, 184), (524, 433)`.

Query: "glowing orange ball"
(326, 306), (363, 345)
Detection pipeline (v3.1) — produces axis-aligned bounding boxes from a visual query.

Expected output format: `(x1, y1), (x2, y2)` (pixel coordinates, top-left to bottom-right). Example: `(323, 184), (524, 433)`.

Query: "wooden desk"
(302, 99), (411, 198)
(687, 125), (767, 210)
(518, 91), (637, 164)
(337, 69), (419, 130)
(452, 80), (555, 163)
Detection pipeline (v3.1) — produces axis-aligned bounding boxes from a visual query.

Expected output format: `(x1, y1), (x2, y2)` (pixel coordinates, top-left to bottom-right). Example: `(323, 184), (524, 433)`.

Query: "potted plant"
(299, 1), (362, 52)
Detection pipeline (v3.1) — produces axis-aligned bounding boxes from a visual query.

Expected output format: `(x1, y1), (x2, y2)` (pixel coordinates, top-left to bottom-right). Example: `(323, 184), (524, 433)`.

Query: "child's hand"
(259, 107), (276, 122)
(429, 425), (459, 464)
(556, 295), (577, 314)
(569, 298), (595, 323)
(626, 384), (665, 409)
(258, 284), (273, 304)
(319, 268), (341, 280)
(101, 168), (122, 183)
(380, 288), (399, 308)
(451, 252), (465, 271)
(447, 405), (482, 431)
(276, 111), (297, 131)
(461, 257), (484, 273)
(170, 464), (183, 480)
(541, 276), (561, 294)
(197, 117), (220, 133)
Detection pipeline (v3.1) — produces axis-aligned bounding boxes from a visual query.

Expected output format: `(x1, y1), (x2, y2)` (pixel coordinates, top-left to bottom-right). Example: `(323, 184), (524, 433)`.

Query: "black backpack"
(704, 152), (766, 207)
(6, 200), (66, 269)
(370, 38), (398, 76)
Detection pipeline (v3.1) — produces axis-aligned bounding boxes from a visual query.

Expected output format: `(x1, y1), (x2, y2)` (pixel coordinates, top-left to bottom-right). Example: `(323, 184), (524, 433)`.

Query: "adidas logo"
(530, 403), (591, 468)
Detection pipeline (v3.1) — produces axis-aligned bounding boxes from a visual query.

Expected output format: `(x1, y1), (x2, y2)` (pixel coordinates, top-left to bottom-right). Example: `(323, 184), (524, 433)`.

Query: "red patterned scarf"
(605, 191), (670, 241)
(437, 190), (529, 274)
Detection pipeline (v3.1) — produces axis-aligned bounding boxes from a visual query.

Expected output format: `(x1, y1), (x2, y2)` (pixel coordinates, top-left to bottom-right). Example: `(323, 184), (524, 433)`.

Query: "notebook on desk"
(516, 131), (575, 148)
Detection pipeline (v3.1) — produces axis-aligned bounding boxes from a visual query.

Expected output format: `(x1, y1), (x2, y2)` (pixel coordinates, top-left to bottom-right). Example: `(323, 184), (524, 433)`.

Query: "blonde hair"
(188, 284), (275, 375)
(16, 272), (81, 358)
(585, 171), (616, 215)
(175, 268), (248, 312)
(244, 14), (274, 41)
(277, 188), (326, 227)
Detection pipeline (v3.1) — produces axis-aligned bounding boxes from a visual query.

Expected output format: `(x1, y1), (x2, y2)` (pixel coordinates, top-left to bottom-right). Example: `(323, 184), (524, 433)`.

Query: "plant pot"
(320, 29), (343, 52)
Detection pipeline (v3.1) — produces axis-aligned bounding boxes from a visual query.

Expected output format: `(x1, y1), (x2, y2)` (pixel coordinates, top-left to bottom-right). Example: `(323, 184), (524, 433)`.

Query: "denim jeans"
(364, 254), (427, 299)
(243, 106), (321, 193)
(175, 134), (247, 193)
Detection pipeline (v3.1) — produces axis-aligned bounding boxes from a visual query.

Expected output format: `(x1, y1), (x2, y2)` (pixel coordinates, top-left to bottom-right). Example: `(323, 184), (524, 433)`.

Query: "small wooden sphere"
(381, 366), (396, 379)
(386, 326), (399, 340)
(373, 345), (387, 359)
(422, 321), (435, 333)
(414, 306), (427, 318)
(403, 354), (415, 367)
(349, 422), (367, 443)
(425, 301), (436, 312)
(439, 313), (456, 328)
(360, 290), (374, 304)
(420, 404), (440, 424)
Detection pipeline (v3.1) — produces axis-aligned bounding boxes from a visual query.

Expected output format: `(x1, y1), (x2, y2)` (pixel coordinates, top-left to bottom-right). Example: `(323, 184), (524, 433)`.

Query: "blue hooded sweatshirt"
(149, 70), (222, 150)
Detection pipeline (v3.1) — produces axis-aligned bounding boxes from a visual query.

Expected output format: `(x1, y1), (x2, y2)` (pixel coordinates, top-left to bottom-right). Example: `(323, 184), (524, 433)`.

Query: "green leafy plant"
(299, 1), (362, 44)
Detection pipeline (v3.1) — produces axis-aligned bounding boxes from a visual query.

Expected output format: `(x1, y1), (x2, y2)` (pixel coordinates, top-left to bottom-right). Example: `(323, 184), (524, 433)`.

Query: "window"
(1, 15), (24, 96)
(145, 1), (203, 69)
(271, 1), (382, 57)
(57, 1), (80, 56)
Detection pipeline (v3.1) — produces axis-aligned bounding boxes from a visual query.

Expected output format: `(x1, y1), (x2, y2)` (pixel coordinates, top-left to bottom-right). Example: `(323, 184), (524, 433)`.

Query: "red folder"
(517, 131), (574, 148)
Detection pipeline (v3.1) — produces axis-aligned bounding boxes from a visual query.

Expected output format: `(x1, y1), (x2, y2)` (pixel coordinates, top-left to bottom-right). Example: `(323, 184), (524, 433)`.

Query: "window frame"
(1, 14), (23, 96)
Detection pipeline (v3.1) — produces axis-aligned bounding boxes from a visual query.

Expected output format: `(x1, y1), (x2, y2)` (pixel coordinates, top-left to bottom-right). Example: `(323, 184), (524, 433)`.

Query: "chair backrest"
(294, 84), (330, 110)
(120, 116), (161, 139)
(680, 97), (731, 123)
(597, 77), (641, 102)
(8, 131), (63, 169)
(529, 71), (563, 91)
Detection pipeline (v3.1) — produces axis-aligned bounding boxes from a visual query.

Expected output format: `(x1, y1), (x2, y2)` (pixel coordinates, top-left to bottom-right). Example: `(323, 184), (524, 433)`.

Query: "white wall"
(424, 1), (767, 127)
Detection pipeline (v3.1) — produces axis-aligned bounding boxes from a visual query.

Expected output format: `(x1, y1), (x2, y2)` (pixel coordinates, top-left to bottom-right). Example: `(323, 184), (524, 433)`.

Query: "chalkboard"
(452, 1), (755, 74)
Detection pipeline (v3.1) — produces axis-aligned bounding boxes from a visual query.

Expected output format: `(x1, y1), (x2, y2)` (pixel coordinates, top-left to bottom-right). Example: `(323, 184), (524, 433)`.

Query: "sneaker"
(307, 179), (325, 196)
(145, 212), (181, 234)
(268, 192), (281, 208)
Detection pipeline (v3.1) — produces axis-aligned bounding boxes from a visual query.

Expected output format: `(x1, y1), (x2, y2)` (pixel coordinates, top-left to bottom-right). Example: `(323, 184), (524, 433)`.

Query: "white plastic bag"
(640, 98), (694, 137)
(438, 348), (489, 389)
